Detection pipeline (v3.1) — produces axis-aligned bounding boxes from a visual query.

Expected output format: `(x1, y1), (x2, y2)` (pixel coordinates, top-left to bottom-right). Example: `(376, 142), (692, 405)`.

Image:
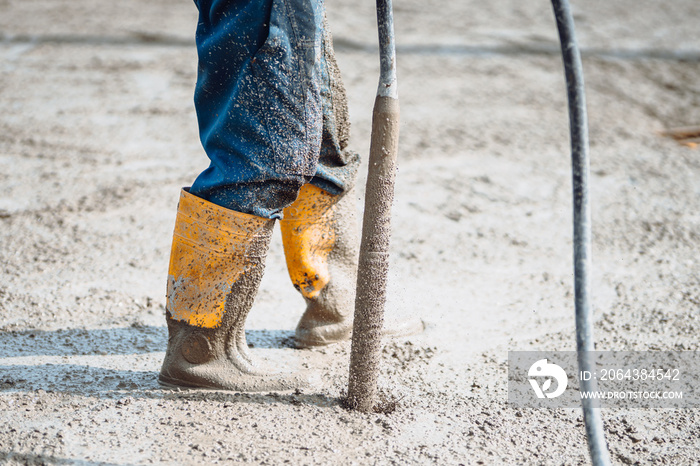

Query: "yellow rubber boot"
(159, 189), (310, 391)
(281, 184), (359, 347)
(281, 184), (425, 347)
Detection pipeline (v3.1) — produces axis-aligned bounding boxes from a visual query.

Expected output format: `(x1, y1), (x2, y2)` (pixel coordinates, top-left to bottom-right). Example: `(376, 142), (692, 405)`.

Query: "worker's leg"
(159, 188), (311, 390)
(281, 18), (423, 346)
(279, 18), (362, 346)
(161, 0), (343, 390)
(187, 0), (361, 219)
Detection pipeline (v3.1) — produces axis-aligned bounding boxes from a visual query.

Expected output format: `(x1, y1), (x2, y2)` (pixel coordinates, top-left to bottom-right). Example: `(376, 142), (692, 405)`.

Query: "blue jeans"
(188, 0), (359, 219)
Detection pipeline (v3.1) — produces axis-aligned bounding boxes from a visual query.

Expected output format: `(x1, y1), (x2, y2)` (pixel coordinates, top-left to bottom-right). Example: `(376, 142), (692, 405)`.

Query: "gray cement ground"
(1, 0), (699, 464)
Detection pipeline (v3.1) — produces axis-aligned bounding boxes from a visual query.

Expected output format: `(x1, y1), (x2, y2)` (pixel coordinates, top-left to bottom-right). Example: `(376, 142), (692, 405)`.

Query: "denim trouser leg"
(189, 0), (359, 219)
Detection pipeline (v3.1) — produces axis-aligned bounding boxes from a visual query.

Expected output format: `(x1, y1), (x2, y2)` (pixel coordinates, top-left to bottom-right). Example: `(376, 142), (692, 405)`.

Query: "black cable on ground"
(550, 0), (612, 464)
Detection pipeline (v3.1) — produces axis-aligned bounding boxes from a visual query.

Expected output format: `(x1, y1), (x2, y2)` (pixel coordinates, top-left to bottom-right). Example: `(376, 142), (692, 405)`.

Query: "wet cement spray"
(347, 96), (400, 412)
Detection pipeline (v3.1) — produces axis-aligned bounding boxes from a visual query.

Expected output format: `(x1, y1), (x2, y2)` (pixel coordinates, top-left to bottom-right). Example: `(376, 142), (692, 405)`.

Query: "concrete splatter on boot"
(159, 189), (310, 391)
(281, 184), (423, 348)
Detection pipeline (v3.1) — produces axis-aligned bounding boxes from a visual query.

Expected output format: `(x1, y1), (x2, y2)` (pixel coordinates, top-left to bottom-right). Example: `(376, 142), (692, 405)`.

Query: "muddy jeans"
(188, 0), (359, 219)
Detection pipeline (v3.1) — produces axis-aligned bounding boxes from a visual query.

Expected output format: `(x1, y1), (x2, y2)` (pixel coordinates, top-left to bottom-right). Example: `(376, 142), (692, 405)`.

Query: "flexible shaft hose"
(550, 0), (612, 464)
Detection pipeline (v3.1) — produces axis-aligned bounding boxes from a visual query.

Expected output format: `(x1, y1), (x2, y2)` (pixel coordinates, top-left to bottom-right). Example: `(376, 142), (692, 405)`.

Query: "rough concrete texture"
(1, 0), (700, 464)
(348, 96), (401, 412)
